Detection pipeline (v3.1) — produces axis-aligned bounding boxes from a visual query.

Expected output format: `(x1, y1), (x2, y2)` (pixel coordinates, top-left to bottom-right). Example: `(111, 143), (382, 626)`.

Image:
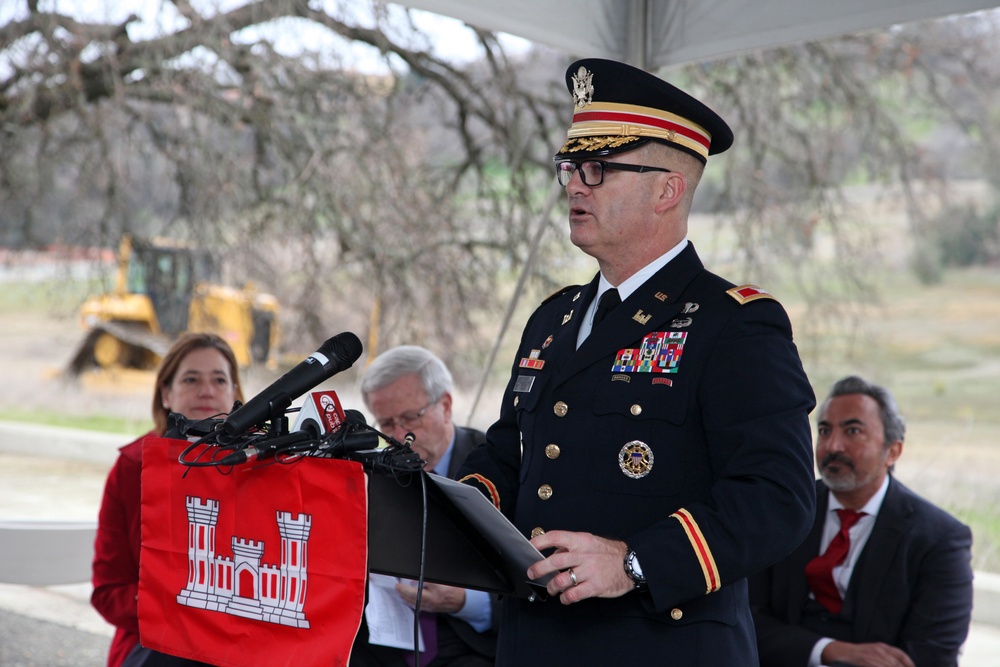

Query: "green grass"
(0, 277), (102, 316)
(949, 503), (1000, 571)
(0, 408), (150, 435)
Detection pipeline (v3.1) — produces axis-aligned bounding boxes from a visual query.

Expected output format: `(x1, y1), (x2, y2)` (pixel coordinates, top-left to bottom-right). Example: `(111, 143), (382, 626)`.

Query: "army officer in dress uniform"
(458, 58), (817, 665)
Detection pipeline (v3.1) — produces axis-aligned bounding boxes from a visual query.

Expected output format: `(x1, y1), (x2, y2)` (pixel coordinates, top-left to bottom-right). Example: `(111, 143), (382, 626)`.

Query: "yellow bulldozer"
(67, 235), (280, 374)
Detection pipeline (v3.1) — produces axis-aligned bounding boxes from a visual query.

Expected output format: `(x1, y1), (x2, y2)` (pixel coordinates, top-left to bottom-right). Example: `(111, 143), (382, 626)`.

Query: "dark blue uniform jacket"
(460, 243), (817, 666)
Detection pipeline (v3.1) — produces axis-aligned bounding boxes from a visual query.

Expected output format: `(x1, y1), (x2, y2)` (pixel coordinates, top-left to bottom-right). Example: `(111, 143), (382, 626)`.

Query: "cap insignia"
(572, 66), (594, 108)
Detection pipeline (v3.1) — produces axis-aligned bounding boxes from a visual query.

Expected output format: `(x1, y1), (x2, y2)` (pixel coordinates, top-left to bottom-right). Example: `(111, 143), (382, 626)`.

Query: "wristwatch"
(624, 548), (648, 590)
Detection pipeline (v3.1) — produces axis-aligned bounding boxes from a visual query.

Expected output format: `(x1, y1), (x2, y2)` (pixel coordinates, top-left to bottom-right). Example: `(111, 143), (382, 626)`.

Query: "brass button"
(545, 443), (561, 459)
(670, 608), (683, 620)
(537, 484), (553, 500)
(514, 396), (519, 407)
(630, 403), (642, 416)
(531, 527), (545, 538)
(554, 401), (568, 417)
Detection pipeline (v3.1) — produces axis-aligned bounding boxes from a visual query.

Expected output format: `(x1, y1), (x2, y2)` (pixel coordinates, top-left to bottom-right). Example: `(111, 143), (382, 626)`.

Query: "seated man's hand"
(822, 640), (916, 667)
(395, 581), (466, 614)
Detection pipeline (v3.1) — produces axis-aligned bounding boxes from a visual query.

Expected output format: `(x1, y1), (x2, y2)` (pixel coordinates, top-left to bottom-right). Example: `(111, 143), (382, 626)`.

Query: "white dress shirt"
(809, 476), (890, 667)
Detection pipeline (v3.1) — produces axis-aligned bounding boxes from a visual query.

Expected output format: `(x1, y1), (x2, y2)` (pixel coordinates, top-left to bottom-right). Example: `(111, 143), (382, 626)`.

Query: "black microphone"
(221, 332), (363, 436)
(321, 409), (386, 456)
(218, 429), (317, 466)
(343, 408), (368, 426)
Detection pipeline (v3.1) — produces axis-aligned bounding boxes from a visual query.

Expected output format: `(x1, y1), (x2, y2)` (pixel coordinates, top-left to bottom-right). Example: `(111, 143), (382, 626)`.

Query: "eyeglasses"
(554, 160), (672, 187)
(376, 397), (440, 431)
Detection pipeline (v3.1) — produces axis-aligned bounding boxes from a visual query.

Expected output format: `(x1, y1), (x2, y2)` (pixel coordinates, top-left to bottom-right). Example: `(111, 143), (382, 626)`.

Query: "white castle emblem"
(176, 495), (312, 628)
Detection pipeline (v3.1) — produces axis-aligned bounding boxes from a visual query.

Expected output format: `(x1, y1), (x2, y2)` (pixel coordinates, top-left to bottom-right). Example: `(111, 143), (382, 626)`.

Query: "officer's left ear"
(654, 172), (686, 214)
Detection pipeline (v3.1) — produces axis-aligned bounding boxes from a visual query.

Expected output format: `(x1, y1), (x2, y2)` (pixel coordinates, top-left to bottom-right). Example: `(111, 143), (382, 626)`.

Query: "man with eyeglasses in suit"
(350, 345), (496, 667)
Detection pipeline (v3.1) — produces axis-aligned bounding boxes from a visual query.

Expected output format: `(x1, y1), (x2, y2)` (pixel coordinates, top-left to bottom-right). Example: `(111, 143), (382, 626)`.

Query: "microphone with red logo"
(293, 389), (346, 438)
(219, 390), (349, 465)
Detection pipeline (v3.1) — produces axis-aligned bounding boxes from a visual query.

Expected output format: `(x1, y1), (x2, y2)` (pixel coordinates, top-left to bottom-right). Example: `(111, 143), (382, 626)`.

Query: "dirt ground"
(0, 306), (153, 424)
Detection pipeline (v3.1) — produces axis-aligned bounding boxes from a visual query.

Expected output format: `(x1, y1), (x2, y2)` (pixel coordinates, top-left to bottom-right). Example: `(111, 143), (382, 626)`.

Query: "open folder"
(367, 470), (553, 600)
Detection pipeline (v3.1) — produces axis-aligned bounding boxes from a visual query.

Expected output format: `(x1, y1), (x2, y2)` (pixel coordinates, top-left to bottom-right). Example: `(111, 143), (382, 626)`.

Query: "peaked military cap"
(555, 58), (733, 164)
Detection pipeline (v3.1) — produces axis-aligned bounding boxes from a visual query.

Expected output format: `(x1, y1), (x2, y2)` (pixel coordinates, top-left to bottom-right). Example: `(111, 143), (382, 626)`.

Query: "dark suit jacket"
(459, 243), (817, 666)
(350, 426), (496, 666)
(749, 477), (974, 667)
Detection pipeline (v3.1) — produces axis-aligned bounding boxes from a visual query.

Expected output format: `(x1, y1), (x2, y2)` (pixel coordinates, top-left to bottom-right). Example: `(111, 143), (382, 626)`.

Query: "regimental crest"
(177, 496), (312, 629)
(572, 66), (594, 108)
(619, 440), (653, 479)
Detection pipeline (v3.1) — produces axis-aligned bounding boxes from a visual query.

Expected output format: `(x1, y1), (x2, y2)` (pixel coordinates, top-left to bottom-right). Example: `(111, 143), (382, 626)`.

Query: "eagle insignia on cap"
(572, 66), (594, 108)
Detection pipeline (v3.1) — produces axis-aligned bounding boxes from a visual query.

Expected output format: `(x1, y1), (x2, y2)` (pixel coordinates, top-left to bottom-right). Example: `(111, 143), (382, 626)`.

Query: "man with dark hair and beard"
(750, 375), (974, 667)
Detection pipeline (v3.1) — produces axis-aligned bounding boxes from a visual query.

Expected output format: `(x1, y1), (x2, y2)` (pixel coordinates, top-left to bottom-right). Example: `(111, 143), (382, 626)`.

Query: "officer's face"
(160, 347), (237, 422)
(366, 373), (453, 471)
(564, 151), (664, 262)
(815, 393), (901, 500)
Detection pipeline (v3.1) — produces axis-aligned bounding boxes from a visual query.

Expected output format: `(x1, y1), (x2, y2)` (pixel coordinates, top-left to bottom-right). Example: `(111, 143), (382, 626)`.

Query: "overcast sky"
(1, 0), (531, 74)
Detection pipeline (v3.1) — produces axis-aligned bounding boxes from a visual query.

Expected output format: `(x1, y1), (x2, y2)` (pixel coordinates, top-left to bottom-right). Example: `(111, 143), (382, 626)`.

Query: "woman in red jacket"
(91, 332), (243, 667)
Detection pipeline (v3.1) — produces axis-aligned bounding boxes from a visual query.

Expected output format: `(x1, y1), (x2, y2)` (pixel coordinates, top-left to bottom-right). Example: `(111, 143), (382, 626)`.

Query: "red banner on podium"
(139, 437), (368, 667)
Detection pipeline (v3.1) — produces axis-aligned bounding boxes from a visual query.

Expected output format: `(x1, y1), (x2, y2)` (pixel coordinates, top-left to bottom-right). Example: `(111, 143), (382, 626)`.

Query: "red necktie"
(805, 508), (864, 614)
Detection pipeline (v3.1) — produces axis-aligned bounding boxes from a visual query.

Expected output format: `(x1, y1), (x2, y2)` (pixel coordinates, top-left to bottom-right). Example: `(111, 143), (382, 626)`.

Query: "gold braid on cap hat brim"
(558, 135), (644, 154)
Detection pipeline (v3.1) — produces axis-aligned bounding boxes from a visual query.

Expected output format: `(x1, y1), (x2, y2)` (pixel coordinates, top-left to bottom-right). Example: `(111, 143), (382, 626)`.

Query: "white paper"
(364, 573), (424, 651)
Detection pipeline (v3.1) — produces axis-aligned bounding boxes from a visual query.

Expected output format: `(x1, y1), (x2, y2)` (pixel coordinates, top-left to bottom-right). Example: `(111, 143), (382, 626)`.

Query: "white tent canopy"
(394, 0), (1000, 421)
(398, 0), (1000, 70)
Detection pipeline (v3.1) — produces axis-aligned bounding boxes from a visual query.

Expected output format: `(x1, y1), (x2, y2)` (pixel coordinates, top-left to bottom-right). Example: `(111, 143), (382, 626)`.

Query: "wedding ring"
(568, 568), (578, 587)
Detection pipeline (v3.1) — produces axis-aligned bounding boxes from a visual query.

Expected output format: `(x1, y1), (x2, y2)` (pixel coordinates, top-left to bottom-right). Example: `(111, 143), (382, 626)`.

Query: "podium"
(367, 470), (551, 600)
(138, 437), (550, 667)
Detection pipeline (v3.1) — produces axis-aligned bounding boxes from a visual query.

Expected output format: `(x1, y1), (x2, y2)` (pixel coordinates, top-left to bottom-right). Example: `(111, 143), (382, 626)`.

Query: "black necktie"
(593, 288), (621, 326)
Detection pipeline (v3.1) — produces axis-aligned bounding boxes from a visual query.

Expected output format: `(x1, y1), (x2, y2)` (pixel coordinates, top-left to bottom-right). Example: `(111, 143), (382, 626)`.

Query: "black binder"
(367, 470), (552, 600)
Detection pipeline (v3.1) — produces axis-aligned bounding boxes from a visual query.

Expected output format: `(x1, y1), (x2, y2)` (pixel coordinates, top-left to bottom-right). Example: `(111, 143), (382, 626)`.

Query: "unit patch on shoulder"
(726, 284), (777, 305)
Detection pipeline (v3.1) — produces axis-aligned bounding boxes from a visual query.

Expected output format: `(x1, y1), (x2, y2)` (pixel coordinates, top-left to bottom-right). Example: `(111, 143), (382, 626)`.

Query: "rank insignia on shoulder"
(726, 284), (777, 305)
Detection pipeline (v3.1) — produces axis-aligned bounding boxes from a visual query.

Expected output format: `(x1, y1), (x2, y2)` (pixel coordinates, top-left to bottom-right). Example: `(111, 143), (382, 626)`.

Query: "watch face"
(626, 551), (645, 582)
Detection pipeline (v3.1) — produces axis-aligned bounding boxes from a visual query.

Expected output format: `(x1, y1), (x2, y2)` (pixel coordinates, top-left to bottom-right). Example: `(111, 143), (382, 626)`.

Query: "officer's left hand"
(528, 530), (634, 604)
(395, 580), (466, 614)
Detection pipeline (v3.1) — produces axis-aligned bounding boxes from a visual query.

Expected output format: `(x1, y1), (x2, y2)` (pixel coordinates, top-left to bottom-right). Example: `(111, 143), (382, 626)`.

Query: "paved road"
(0, 608), (109, 667)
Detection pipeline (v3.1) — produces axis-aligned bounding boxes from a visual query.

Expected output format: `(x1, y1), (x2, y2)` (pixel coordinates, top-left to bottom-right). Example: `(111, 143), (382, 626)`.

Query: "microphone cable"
(412, 444), (429, 667)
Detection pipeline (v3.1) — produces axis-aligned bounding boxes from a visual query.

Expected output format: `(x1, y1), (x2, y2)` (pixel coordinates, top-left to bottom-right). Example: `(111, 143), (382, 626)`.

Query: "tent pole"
(626, 0), (651, 69)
